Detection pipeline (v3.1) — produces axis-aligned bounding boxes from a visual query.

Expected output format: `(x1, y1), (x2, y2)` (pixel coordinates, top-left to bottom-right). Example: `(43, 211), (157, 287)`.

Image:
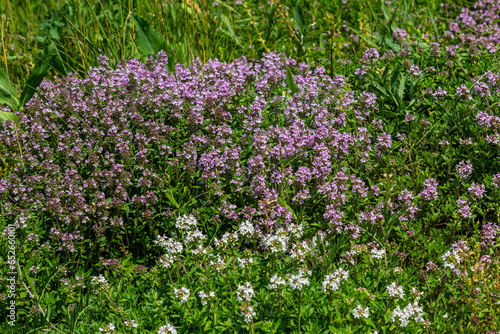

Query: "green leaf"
(0, 68), (18, 110)
(398, 73), (407, 102)
(131, 13), (167, 56)
(278, 196), (297, 220)
(389, 66), (400, 90)
(165, 189), (180, 209)
(294, 3), (305, 37)
(286, 67), (299, 95)
(219, 13), (243, 48)
(19, 43), (56, 108)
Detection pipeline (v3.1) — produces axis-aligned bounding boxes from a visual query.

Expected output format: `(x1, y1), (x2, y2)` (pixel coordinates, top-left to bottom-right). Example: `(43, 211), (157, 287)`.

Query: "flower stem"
(298, 290), (302, 334)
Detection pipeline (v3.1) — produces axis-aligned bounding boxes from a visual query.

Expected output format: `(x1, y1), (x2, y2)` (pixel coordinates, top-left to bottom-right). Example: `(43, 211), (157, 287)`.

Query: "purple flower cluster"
(481, 222), (499, 248)
(468, 182), (485, 199)
(0, 51), (403, 257)
(420, 178), (439, 201)
(456, 160), (473, 179)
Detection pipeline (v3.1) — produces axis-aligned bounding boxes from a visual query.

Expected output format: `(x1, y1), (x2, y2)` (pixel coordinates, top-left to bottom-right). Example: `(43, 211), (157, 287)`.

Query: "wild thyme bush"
(1, 0), (500, 333)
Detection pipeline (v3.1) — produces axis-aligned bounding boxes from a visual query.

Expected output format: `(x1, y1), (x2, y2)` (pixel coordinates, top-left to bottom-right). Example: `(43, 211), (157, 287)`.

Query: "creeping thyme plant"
(1, 0), (500, 333)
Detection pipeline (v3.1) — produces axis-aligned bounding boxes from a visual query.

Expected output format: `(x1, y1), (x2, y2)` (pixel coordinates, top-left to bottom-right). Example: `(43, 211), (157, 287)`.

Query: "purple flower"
(393, 28), (408, 42)
(456, 160), (473, 179)
(468, 182), (485, 199)
(420, 178), (438, 201)
(456, 85), (471, 100)
(481, 222), (499, 248)
(433, 87), (448, 100)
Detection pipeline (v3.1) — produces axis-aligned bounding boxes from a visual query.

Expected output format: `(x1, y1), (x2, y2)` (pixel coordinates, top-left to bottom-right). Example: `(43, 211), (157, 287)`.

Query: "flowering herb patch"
(1, 0), (500, 333)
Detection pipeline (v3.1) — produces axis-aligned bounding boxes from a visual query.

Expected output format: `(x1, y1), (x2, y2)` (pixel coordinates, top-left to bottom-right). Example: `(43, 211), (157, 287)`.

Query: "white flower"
(261, 232), (288, 253)
(236, 282), (255, 302)
(175, 214), (198, 230)
(287, 223), (305, 239)
(322, 274), (340, 292)
(184, 229), (206, 244)
(393, 266), (403, 274)
(238, 257), (253, 269)
(174, 287), (190, 303)
(158, 323), (177, 334)
(238, 220), (255, 238)
(91, 275), (109, 289)
(289, 272), (310, 291)
(198, 290), (215, 305)
(371, 247), (386, 259)
(442, 249), (462, 270)
(190, 245), (207, 256)
(391, 301), (425, 327)
(98, 323), (116, 333)
(155, 235), (183, 254)
(387, 282), (405, 300)
(269, 275), (286, 290)
(241, 305), (256, 323)
(443, 313), (448, 319)
(158, 254), (175, 269)
(322, 268), (350, 293)
(209, 255), (226, 272)
(352, 305), (370, 318)
(124, 320), (138, 328)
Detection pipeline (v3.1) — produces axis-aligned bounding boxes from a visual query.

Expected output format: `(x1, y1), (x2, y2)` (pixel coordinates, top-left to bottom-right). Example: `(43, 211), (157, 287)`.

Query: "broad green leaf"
(0, 111), (18, 125)
(131, 13), (167, 56)
(19, 43), (56, 107)
(0, 68), (18, 110)
(286, 67), (299, 95)
(398, 73), (407, 102)
(294, 3), (305, 37)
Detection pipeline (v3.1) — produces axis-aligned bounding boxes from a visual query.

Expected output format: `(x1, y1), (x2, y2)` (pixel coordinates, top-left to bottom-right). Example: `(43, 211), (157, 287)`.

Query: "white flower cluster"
(155, 235), (183, 254)
(238, 220), (255, 238)
(290, 239), (315, 262)
(287, 223), (305, 239)
(124, 320), (138, 328)
(175, 214), (198, 230)
(387, 282), (405, 300)
(262, 229), (288, 253)
(269, 275), (286, 290)
(98, 323), (115, 333)
(91, 275), (109, 290)
(442, 249), (462, 270)
(209, 255), (226, 272)
(411, 287), (423, 301)
(215, 232), (239, 248)
(190, 245), (208, 256)
(391, 301), (424, 327)
(198, 290), (215, 306)
(241, 305), (256, 323)
(352, 305), (370, 319)
(236, 282), (255, 302)
(174, 287), (190, 303)
(185, 229), (206, 244)
(289, 271), (310, 291)
(322, 268), (349, 292)
(158, 323), (177, 334)
(371, 247), (386, 259)
(158, 254), (175, 269)
(238, 257), (253, 269)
